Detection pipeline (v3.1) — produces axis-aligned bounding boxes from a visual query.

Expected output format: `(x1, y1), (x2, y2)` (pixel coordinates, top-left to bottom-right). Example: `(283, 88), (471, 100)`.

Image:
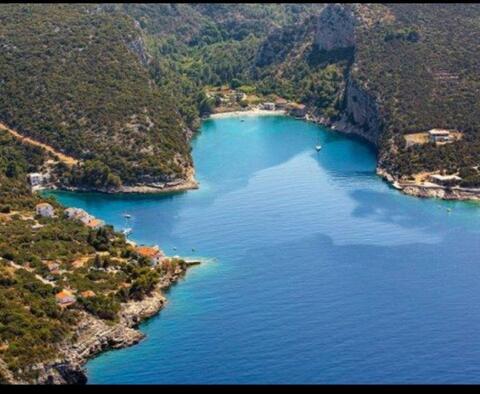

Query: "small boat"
(123, 214), (131, 219)
(122, 228), (132, 236)
(446, 208), (452, 213)
(315, 144), (322, 152)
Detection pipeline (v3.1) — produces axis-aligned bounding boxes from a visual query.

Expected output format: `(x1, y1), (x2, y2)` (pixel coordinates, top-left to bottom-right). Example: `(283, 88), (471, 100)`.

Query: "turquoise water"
(47, 115), (480, 383)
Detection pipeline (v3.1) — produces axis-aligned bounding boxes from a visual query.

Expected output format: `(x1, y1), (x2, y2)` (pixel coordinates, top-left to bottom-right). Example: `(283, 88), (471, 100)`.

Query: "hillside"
(351, 4), (480, 184)
(2, 4), (480, 191)
(0, 132), (191, 383)
(3, 2), (480, 383)
(0, 4), (192, 190)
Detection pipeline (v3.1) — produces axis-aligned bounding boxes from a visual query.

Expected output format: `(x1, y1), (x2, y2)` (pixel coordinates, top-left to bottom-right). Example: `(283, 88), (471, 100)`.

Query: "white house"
(65, 207), (88, 220)
(36, 202), (55, 218)
(28, 172), (51, 187)
(28, 173), (43, 186)
(64, 207), (104, 229)
(263, 102), (276, 111)
(428, 129), (451, 143)
(428, 174), (461, 186)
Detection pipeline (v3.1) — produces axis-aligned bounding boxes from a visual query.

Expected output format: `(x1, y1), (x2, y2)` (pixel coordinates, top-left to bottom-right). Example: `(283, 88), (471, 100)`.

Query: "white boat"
(122, 228), (132, 236)
(123, 214), (131, 219)
(315, 144), (322, 152)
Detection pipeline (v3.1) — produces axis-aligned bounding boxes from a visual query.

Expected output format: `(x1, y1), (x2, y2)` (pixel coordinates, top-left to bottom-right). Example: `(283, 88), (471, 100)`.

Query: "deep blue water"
(47, 115), (480, 383)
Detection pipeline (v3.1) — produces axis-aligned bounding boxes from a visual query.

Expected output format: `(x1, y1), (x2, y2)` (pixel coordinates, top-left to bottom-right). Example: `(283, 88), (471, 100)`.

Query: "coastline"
(46, 167), (200, 196)
(11, 169), (203, 384)
(21, 260), (198, 384)
(15, 104), (480, 384)
(301, 110), (480, 202)
(376, 167), (480, 201)
(204, 107), (480, 201)
(209, 108), (286, 119)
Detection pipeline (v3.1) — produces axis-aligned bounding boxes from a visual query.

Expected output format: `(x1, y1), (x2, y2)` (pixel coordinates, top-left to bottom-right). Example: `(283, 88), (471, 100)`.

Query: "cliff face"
(342, 79), (382, 146)
(126, 35), (152, 67)
(312, 4), (382, 147)
(314, 4), (356, 51)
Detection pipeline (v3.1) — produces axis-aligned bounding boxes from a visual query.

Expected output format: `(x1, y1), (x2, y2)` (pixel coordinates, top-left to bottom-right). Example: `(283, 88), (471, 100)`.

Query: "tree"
(5, 162), (17, 178)
(230, 78), (242, 89)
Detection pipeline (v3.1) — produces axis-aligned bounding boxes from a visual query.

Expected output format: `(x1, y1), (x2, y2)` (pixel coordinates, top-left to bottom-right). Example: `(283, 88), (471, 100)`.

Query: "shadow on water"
(194, 116), (327, 192)
(349, 185), (480, 235)
(74, 115), (480, 384)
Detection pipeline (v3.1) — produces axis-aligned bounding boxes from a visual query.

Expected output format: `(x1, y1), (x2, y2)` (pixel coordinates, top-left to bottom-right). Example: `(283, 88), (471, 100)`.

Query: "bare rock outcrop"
(315, 4), (356, 51)
(343, 79), (382, 146)
(126, 34), (152, 67)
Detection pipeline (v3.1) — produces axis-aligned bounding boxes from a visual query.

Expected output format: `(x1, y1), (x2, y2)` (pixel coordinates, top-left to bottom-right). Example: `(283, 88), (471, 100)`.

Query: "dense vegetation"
(2, 1), (480, 383)
(112, 4), (333, 121)
(3, 3), (480, 186)
(352, 4), (480, 180)
(0, 133), (186, 381)
(0, 4), (192, 188)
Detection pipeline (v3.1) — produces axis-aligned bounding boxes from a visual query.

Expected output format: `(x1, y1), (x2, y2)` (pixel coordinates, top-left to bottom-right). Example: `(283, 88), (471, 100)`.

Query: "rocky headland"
(4, 262), (195, 385)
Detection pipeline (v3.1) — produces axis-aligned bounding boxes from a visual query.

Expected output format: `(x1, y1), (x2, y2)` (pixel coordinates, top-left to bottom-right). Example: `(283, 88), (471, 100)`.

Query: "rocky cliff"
(4, 265), (189, 385)
(314, 3), (356, 51)
(311, 4), (382, 147)
(126, 35), (152, 67)
(342, 78), (382, 146)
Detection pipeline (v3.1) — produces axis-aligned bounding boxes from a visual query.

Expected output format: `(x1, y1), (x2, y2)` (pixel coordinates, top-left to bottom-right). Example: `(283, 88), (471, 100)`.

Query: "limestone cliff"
(311, 4), (382, 147)
(314, 3), (356, 51)
(126, 35), (152, 67)
(342, 78), (382, 147)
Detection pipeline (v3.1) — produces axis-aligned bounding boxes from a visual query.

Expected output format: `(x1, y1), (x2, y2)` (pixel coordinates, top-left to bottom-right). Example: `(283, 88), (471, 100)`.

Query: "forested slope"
(0, 4), (192, 189)
(0, 132), (188, 383)
(352, 4), (480, 180)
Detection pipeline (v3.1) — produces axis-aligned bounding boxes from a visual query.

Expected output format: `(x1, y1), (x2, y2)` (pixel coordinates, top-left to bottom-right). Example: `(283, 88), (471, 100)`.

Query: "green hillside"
(0, 132), (187, 382)
(0, 4), (192, 189)
(352, 4), (480, 179)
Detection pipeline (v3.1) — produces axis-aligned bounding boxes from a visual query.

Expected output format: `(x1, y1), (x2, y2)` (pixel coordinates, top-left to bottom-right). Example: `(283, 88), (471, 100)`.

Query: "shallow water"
(48, 115), (480, 383)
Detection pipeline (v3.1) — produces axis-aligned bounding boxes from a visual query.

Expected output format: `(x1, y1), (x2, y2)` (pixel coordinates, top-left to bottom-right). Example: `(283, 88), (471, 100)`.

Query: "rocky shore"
(49, 166), (199, 195)
(9, 263), (194, 385)
(376, 168), (480, 201)
(117, 167), (199, 194)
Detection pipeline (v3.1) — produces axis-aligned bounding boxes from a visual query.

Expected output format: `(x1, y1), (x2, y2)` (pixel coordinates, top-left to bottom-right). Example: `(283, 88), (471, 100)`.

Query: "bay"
(47, 115), (480, 383)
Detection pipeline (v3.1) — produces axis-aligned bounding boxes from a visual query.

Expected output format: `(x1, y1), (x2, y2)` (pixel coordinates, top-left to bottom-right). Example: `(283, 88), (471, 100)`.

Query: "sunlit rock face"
(315, 3), (356, 51)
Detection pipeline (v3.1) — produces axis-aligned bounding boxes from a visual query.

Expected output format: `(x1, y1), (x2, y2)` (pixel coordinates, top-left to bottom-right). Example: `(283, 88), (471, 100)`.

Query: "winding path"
(0, 122), (78, 166)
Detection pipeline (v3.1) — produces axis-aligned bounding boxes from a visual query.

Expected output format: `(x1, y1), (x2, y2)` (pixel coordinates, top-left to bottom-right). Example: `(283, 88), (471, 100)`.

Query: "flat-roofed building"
(36, 202), (54, 218)
(428, 129), (451, 143)
(428, 174), (461, 186)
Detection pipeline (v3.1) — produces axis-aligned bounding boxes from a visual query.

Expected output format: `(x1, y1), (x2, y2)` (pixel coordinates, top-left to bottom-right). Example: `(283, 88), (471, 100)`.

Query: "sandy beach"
(209, 108), (286, 119)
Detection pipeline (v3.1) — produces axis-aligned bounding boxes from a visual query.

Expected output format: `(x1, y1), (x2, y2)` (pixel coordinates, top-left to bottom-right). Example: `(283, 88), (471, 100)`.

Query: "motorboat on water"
(315, 144), (322, 152)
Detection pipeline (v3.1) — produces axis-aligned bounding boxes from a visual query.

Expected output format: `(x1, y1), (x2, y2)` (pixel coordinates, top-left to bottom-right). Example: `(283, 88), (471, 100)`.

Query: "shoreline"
(376, 167), (480, 201)
(205, 107), (480, 201)
(300, 111), (480, 202)
(18, 105), (480, 384)
(209, 108), (286, 119)
(25, 260), (197, 384)
(43, 167), (200, 196)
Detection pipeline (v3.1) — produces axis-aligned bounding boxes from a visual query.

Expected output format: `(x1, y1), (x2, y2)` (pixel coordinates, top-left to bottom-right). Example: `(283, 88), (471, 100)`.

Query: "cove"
(46, 115), (480, 384)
